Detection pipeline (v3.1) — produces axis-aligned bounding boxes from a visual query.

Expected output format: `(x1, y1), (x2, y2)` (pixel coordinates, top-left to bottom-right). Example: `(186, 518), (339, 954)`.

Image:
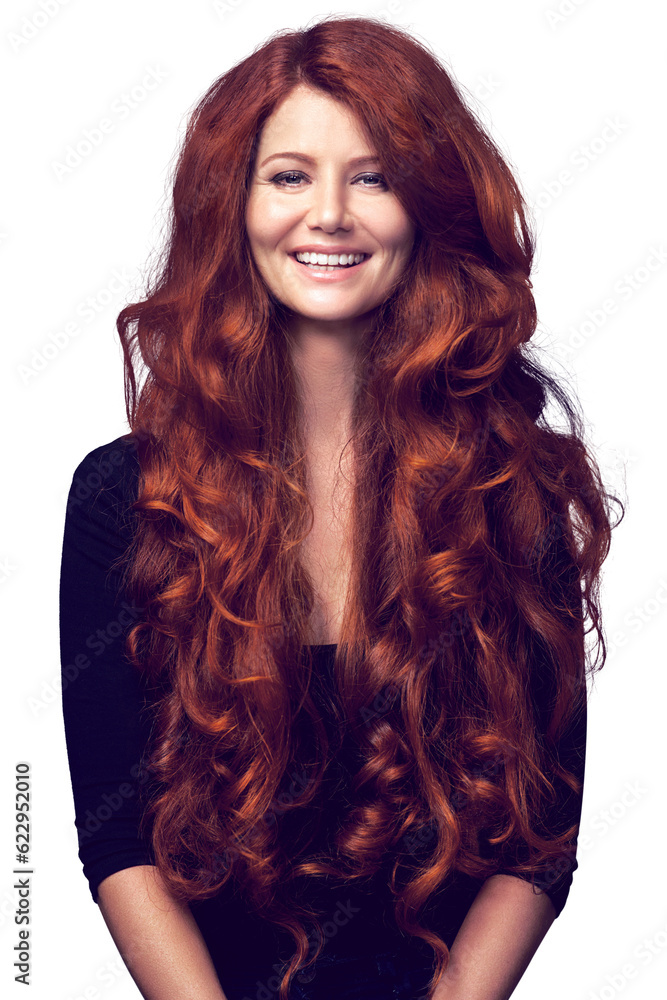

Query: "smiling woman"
(245, 85), (416, 337)
(59, 12), (621, 1000)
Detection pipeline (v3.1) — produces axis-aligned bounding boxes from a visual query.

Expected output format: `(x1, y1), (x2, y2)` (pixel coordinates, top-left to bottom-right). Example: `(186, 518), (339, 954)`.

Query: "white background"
(1, 1), (665, 998)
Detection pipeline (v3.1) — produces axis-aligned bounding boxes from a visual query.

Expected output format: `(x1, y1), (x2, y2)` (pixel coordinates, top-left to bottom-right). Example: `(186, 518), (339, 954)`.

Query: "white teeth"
(294, 251), (367, 267)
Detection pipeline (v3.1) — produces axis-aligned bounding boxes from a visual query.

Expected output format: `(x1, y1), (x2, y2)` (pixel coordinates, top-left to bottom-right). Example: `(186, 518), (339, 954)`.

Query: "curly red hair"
(114, 14), (621, 998)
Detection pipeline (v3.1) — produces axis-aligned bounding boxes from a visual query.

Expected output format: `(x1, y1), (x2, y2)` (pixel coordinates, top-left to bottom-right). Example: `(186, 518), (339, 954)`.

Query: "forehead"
(255, 84), (373, 155)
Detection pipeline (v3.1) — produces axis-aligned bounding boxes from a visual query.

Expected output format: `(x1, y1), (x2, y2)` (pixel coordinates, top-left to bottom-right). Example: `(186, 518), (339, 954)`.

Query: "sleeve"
(491, 538), (587, 918)
(494, 668), (586, 918)
(59, 435), (157, 903)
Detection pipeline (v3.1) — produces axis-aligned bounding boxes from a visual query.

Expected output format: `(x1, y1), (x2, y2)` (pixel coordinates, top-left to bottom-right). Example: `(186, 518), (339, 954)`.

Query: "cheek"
(247, 206), (291, 252)
(380, 210), (415, 255)
(245, 194), (273, 243)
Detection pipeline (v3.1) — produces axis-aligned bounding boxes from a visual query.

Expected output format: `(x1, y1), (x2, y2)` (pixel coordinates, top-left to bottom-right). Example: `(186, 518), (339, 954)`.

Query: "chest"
(298, 450), (354, 645)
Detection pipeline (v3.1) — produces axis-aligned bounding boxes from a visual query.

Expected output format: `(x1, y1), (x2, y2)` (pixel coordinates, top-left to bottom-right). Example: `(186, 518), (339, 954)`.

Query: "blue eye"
(358, 173), (388, 188)
(271, 171), (303, 186)
(269, 171), (388, 190)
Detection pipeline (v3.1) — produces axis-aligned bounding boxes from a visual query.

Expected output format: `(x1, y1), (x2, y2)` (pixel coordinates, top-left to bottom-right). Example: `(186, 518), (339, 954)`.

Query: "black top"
(59, 435), (586, 986)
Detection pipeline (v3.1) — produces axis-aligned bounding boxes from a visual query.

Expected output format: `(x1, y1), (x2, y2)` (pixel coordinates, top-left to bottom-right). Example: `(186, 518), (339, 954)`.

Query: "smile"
(289, 252), (371, 280)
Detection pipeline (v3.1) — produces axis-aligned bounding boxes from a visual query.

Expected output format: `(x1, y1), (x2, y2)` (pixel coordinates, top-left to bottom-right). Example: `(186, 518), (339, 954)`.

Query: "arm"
(97, 865), (228, 1000)
(59, 438), (228, 998)
(431, 528), (586, 999)
(430, 874), (556, 1000)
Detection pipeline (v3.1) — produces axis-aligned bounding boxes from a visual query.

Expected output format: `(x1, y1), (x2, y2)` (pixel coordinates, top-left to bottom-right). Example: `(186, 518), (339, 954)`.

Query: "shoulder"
(68, 433), (141, 488)
(64, 434), (142, 546)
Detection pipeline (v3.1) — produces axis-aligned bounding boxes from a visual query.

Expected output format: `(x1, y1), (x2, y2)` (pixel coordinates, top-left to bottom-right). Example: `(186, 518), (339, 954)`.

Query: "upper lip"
(290, 246), (371, 255)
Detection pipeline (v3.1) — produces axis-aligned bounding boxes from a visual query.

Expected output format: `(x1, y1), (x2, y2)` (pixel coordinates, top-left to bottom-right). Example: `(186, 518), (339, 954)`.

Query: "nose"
(305, 173), (353, 232)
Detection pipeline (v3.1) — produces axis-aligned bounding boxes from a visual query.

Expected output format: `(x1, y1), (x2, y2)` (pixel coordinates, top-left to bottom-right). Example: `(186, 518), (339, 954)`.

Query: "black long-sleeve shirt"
(59, 434), (586, 987)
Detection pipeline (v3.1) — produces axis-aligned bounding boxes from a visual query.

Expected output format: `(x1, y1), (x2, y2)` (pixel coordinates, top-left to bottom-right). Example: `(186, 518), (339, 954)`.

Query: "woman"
(60, 14), (620, 1000)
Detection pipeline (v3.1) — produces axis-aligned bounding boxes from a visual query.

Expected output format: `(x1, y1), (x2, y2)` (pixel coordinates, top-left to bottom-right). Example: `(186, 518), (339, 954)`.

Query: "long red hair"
(115, 14), (621, 997)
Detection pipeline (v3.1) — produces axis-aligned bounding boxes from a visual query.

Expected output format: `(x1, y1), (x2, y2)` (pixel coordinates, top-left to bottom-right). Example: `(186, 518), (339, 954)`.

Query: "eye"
(357, 173), (388, 189)
(269, 171), (388, 190)
(270, 171), (304, 187)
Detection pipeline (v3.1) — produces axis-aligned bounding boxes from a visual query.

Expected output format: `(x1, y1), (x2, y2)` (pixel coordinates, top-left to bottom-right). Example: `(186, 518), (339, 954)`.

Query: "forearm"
(430, 874), (557, 1000)
(97, 865), (229, 1000)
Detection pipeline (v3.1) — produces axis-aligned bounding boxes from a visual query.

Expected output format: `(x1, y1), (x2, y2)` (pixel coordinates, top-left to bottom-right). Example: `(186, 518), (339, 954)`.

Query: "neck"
(289, 324), (360, 448)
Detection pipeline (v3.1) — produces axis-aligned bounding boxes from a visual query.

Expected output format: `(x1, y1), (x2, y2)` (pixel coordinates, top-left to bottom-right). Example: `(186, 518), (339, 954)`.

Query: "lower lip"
(290, 254), (370, 281)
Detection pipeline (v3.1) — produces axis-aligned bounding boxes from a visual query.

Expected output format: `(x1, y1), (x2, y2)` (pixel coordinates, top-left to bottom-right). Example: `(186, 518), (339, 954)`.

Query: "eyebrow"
(259, 152), (381, 169)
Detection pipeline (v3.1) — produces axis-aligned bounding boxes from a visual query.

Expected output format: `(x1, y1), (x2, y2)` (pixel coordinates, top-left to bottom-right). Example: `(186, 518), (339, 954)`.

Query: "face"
(245, 84), (416, 340)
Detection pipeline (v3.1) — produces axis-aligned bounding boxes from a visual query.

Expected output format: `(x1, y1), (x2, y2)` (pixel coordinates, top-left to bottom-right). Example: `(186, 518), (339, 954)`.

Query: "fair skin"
(245, 83), (416, 643)
(245, 83), (416, 454)
(97, 866), (228, 1000)
(429, 874), (557, 1000)
(98, 86), (559, 1000)
(97, 867), (556, 1000)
